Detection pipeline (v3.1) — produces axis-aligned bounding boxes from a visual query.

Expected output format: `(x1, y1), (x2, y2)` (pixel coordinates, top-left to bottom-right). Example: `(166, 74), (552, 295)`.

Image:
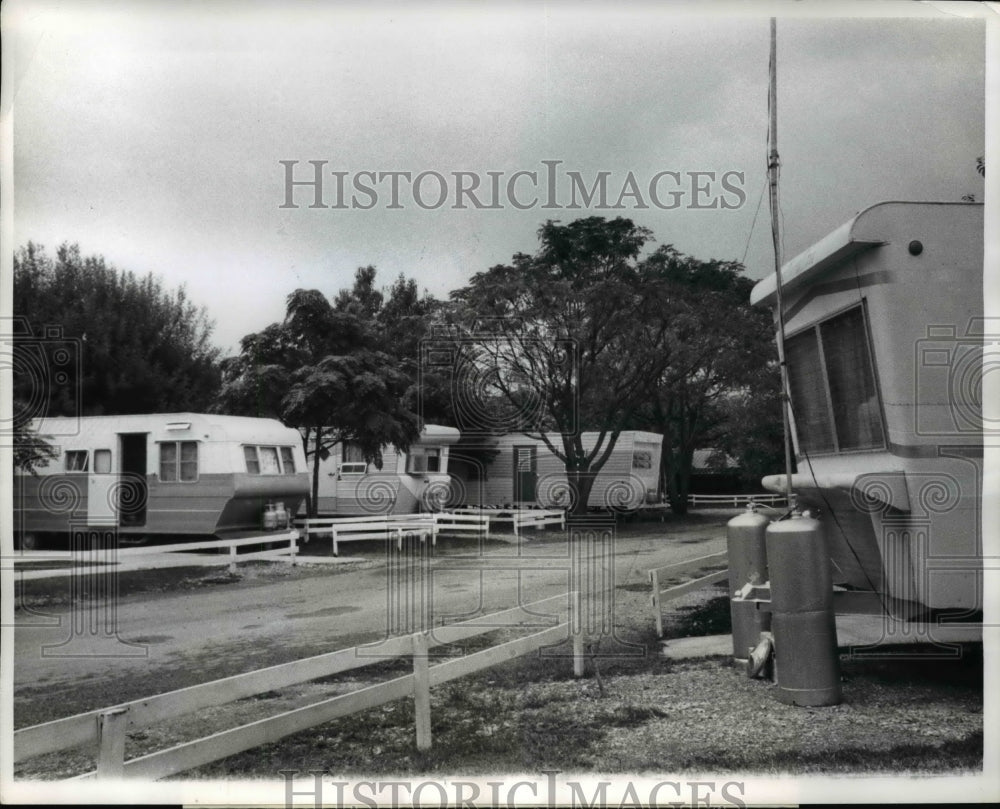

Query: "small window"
(259, 446), (280, 475)
(65, 450), (89, 472)
(244, 446), (260, 475)
(160, 441), (198, 482)
(407, 447), (440, 474)
(180, 441), (198, 481)
(244, 445), (298, 475)
(339, 461), (367, 475)
(94, 449), (112, 474)
(632, 451), (652, 470)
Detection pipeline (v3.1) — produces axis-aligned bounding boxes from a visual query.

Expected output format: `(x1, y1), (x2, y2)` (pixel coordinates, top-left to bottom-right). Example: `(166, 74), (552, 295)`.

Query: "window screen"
(259, 446), (280, 475)
(160, 443), (178, 481)
(785, 329), (835, 453)
(820, 307), (885, 450)
(179, 442), (198, 481)
(785, 304), (884, 455)
(244, 446), (260, 474)
(280, 447), (296, 474)
(160, 441), (198, 481)
(94, 449), (112, 474)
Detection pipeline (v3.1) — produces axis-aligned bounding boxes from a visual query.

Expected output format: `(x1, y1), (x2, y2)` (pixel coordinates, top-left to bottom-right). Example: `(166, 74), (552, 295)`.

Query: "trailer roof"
(749, 201), (981, 309)
(31, 413), (300, 444)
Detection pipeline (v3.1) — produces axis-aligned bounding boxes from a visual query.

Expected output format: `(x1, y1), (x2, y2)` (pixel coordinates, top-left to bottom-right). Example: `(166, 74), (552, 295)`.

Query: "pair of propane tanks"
(727, 505), (841, 706)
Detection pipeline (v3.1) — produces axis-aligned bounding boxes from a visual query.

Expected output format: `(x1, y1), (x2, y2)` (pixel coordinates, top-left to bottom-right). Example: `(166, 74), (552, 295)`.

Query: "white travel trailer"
(13, 413), (309, 549)
(450, 431), (663, 511)
(311, 425), (461, 515)
(751, 201), (984, 616)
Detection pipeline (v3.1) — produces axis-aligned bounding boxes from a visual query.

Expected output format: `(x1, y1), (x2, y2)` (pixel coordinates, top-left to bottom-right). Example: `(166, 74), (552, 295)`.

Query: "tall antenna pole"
(768, 17), (796, 508)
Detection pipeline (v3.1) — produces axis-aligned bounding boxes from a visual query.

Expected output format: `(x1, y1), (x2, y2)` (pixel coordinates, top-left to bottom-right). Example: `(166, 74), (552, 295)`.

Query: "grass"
(174, 589), (982, 779)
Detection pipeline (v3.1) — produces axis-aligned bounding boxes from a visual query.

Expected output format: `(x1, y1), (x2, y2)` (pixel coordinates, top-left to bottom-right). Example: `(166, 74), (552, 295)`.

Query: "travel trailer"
(13, 413), (309, 549)
(751, 201), (985, 616)
(450, 431), (663, 511)
(311, 425), (461, 515)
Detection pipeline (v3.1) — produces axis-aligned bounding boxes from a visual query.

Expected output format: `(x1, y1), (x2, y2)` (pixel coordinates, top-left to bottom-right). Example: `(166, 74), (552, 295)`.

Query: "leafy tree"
(216, 286), (419, 514)
(451, 217), (669, 514)
(12, 396), (58, 474)
(637, 248), (779, 514)
(13, 242), (221, 417)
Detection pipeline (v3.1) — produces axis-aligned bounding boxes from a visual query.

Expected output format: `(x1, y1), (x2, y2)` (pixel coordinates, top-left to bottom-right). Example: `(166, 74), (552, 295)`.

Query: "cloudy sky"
(5, 1), (989, 353)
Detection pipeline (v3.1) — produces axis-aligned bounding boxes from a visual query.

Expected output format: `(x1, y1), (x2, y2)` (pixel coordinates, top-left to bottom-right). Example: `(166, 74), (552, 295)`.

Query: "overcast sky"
(5, 1), (988, 354)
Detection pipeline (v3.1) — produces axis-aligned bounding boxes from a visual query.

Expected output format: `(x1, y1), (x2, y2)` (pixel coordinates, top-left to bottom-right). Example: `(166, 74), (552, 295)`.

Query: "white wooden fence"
(648, 551), (729, 638)
(12, 530), (301, 580)
(685, 494), (788, 509)
(295, 514), (441, 555)
(448, 508), (566, 537)
(15, 593), (583, 780)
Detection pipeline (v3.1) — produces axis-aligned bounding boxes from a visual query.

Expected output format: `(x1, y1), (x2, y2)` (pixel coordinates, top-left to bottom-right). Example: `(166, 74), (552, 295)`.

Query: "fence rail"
(449, 508), (566, 537)
(686, 494), (788, 509)
(648, 551), (729, 638)
(16, 593), (582, 780)
(295, 514), (439, 555)
(12, 530), (301, 579)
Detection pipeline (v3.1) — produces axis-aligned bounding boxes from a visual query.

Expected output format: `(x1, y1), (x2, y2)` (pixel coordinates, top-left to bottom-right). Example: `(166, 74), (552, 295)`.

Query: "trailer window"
(244, 446), (260, 474)
(94, 449), (112, 474)
(244, 445), (298, 475)
(786, 304), (885, 454)
(407, 447), (440, 474)
(632, 450), (652, 470)
(65, 450), (89, 472)
(160, 441), (198, 482)
(259, 446), (280, 474)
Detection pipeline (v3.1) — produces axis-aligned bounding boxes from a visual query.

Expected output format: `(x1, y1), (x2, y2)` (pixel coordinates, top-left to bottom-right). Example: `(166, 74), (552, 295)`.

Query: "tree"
(216, 286), (420, 514)
(12, 397), (58, 474)
(637, 247), (779, 514)
(450, 217), (669, 514)
(13, 242), (221, 417)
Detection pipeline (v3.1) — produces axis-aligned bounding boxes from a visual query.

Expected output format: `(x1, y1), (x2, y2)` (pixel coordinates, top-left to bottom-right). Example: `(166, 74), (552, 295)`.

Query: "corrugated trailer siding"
(15, 476), (89, 533)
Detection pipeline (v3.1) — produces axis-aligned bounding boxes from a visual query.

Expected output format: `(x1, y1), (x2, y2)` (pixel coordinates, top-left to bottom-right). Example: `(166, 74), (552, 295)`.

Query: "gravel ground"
(13, 518), (984, 780)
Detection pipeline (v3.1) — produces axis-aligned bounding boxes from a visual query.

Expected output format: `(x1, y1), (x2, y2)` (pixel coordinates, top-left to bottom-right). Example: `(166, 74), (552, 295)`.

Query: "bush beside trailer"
(13, 413), (309, 549)
(310, 425), (461, 515)
(751, 201), (985, 616)
(449, 431), (663, 511)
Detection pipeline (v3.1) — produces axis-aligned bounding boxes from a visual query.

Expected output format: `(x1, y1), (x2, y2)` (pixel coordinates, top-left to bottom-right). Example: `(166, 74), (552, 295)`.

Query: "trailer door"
(119, 433), (148, 526)
(88, 448), (117, 526)
(513, 445), (537, 503)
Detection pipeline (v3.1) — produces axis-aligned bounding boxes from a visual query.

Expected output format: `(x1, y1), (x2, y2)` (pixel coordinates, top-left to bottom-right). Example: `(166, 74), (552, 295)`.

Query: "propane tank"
(275, 501), (288, 529)
(726, 504), (771, 664)
(262, 501), (279, 531)
(766, 511), (841, 706)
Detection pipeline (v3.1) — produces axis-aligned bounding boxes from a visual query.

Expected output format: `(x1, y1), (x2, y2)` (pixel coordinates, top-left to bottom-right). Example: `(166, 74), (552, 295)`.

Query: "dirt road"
(14, 519), (729, 727)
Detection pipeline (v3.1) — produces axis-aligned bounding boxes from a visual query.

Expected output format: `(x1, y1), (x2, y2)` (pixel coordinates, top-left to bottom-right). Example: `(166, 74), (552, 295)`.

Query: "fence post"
(412, 632), (432, 750)
(228, 544), (237, 575)
(649, 569), (664, 638)
(331, 529), (339, 557)
(96, 707), (129, 778)
(571, 590), (585, 678)
(289, 531), (298, 566)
